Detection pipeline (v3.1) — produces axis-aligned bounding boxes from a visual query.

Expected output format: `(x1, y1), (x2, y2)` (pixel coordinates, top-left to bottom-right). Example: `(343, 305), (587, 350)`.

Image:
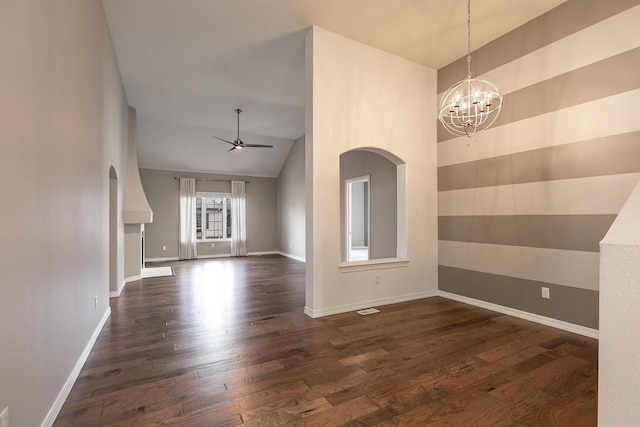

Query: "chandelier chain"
(466, 0), (472, 78)
(437, 0), (503, 138)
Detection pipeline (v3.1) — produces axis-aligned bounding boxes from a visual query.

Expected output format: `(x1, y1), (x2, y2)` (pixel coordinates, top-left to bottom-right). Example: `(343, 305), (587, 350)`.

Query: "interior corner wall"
(436, 0), (640, 331)
(277, 135), (306, 261)
(599, 181), (640, 426)
(140, 168), (279, 260)
(0, 0), (130, 425)
(104, 39), (130, 295)
(305, 26), (438, 316)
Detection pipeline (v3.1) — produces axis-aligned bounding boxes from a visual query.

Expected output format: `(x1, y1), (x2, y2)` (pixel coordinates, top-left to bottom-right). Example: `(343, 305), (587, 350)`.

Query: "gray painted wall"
(140, 168), (279, 259)
(350, 181), (367, 247)
(277, 136), (306, 260)
(0, 1), (130, 425)
(340, 150), (397, 261)
(436, 0), (640, 329)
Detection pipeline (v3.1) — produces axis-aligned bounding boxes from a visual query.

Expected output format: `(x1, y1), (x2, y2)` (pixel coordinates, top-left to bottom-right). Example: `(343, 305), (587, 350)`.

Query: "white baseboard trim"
(437, 290), (599, 339)
(197, 254), (231, 259)
(147, 252), (282, 262)
(278, 251), (306, 262)
(193, 252), (279, 259)
(109, 279), (127, 298)
(41, 307), (111, 427)
(124, 274), (141, 283)
(145, 256), (179, 263)
(193, 252), (280, 260)
(304, 290), (438, 318)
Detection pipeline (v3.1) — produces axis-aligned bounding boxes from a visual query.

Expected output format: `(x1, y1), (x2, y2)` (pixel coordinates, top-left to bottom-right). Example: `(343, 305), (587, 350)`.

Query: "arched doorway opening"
(109, 166), (119, 294)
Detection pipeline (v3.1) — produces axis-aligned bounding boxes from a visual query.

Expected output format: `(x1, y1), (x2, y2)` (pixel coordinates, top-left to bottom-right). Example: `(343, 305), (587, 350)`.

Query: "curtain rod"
(172, 177), (250, 184)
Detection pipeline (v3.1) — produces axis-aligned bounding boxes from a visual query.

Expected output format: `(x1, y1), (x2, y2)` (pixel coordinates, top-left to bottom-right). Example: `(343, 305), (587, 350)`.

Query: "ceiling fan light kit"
(438, 0), (503, 138)
(211, 108), (273, 151)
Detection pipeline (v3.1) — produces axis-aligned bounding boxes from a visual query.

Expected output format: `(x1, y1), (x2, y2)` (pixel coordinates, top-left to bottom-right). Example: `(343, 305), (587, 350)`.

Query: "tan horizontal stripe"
(476, 5), (640, 98)
(438, 214), (616, 252)
(438, 90), (640, 167)
(438, 265), (599, 329)
(438, 131), (640, 191)
(438, 241), (599, 291)
(438, 48), (640, 142)
(437, 0), (640, 92)
(438, 173), (640, 216)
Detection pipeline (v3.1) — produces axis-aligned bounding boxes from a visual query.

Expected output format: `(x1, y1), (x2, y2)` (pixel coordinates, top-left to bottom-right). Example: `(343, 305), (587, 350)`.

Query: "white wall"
(123, 107), (153, 224)
(305, 27), (438, 316)
(0, 1), (129, 425)
(599, 180), (640, 426)
(278, 136), (306, 260)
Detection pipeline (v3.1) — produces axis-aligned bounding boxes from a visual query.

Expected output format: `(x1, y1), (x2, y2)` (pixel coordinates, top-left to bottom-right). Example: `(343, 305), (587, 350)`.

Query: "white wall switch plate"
(541, 287), (550, 299)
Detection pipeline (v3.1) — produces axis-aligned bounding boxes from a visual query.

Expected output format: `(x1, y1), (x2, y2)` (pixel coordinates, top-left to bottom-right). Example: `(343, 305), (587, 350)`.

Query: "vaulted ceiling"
(102, 0), (567, 177)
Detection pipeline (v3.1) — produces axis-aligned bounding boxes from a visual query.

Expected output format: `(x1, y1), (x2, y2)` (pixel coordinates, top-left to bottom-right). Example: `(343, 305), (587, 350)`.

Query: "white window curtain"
(230, 180), (247, 256)
(179, 178), (198, 260)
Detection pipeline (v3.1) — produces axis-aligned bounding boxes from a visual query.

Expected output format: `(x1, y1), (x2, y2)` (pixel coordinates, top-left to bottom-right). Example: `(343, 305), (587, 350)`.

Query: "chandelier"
(438, 0), (503, 138)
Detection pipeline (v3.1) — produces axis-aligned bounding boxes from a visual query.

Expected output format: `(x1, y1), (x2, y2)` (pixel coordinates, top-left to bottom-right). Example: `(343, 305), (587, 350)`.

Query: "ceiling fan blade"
(212, 109), (273, 150)
(212, 135), (235, 146)
(242, 143), (273, 148)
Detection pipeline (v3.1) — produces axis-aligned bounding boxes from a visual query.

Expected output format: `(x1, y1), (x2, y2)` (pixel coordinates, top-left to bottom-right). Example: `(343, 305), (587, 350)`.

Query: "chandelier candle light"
(438, 0), (503, 138)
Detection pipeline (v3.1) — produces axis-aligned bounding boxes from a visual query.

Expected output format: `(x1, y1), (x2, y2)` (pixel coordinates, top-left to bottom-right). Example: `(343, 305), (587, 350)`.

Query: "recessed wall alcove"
(339, 147), (407, 265)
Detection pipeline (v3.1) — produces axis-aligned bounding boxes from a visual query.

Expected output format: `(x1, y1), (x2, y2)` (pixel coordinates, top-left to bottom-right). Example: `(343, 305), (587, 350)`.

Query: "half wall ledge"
(339, 258), (409, 272)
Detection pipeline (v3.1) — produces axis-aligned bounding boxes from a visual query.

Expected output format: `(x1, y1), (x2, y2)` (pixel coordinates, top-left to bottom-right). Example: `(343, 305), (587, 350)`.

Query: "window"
(196, 193), (232, 240)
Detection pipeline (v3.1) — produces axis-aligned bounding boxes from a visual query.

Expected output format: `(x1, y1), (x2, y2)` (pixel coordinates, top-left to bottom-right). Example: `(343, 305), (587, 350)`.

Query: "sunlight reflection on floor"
(192, 260), (239, 329)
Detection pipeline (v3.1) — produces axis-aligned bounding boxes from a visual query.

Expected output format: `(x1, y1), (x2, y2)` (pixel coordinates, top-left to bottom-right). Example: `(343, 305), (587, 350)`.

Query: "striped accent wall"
(437, 0), (640, 330)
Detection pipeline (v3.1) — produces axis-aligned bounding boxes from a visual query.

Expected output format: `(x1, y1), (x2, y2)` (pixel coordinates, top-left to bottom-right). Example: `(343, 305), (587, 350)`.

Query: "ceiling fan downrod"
(211, 108), (274, 151)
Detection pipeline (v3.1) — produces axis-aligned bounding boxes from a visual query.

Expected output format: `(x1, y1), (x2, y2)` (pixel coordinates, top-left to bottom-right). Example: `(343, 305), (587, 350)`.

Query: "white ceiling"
(102, 0), (567, 177)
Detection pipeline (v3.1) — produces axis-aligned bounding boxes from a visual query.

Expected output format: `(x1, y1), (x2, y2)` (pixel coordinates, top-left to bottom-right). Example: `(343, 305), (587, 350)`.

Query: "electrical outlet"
(94, 296), (98, 308)
(162, 245), (167, 251)
(1, 406), (9, 427)
(375, 275), (380, 284)
(541, 287), (550, 299)
(211, 243), (215, 248)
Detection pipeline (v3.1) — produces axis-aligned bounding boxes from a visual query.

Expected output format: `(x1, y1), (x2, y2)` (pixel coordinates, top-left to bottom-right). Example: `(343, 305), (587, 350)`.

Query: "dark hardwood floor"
(54, 255), (597, 426)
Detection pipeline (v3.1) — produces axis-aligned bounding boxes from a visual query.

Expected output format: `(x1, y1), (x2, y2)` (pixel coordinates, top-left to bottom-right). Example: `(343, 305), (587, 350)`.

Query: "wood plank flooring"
(54, 255), (597, 426)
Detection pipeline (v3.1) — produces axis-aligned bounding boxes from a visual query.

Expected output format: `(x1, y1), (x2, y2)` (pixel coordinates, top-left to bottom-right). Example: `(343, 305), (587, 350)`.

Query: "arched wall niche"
(339, 147), (407, 263)
(108, 165), (119, 293)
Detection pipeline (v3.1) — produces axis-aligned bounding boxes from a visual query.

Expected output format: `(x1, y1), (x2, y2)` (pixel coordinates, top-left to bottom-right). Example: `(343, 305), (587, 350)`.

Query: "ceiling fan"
(211, 108), (273, 151)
